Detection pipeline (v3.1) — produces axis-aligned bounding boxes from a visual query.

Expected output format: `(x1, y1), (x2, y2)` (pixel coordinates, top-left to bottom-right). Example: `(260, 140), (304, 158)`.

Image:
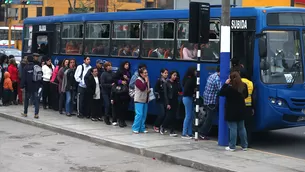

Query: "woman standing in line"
(131, 67), (150, 134)
(41, 58), (54, 109)
(219, 72), (248, 151)
(181, 67), (197, 139)
(7, 58), (19, 105)
(57, 59), (69, 114)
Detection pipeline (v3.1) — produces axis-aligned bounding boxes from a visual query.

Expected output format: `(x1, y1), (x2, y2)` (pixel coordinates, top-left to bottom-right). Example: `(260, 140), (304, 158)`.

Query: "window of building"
(85, 23), (110, 55)
(112, 22), (140, 57)
(36, 7), (42, 17)
(45, 7), (54, 16)
(21, 8), (28, 20)
(177, 21), (220, 61)
(142, 21), (174, 59)
(61, 23), (84, 54)
(54, 24), (61, 54)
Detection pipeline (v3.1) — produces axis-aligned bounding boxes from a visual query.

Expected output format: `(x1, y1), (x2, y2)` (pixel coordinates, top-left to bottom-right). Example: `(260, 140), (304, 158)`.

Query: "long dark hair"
(230, 71), (244, 94)
(183, 66), (196, 86)
(120, 61), (130, 71)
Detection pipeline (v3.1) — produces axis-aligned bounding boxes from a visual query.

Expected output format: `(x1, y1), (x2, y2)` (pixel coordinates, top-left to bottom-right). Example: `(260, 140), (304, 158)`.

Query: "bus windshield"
(261, 30), (304, 85)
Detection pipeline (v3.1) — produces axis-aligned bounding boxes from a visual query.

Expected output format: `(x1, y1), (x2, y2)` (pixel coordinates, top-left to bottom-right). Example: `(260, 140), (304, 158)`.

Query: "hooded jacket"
(3, 72), (13, 91)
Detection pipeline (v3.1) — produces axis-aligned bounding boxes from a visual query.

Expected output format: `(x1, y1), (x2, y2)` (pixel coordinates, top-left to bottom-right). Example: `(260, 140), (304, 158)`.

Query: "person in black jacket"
(100, 61), (115, 125)
(85, 68), (102, 121)
(64, 59), (77, 117)
(20, 56), (42, 119)
(153, 68), (168, 133)
(219, 71), (248, 151)
(159, 70), (182, 137)
(112, 61), (131, 127)
(181, 66), (197, 139)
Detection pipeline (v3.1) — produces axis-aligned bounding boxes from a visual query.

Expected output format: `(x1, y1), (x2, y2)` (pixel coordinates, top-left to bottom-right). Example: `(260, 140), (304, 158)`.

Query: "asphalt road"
(251, 126), (305, 160)
(0, 118), (202, 172)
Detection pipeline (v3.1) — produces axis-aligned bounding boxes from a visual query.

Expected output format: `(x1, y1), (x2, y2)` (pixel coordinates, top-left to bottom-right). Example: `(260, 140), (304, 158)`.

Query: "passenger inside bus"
(150, 47), (164, 58)
(182, 43), (197, 60)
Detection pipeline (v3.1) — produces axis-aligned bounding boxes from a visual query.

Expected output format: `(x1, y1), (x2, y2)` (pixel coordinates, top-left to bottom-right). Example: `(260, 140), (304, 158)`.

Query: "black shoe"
(122, 121), (127, 127)
(77, 115), (84, 118)
(91, 118), (98, 121)
(104, 117), (111, 125)
(13, 101), (18, 105)
(98, 117), (103, 121)
(59, 111), (63, 115)
(119, 120), (124, 128)
(86, 116), (91, 119)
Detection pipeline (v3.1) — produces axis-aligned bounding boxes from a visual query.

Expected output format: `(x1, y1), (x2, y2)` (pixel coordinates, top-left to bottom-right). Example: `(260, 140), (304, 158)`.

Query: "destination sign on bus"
(231, 19), (255, 31)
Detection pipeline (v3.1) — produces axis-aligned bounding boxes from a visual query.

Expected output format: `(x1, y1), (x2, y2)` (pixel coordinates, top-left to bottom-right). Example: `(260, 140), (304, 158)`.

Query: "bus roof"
(23, 6), (305, 25)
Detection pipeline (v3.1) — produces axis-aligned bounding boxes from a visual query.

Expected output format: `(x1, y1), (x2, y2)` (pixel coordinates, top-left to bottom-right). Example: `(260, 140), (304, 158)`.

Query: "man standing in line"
(21, 56), (43, 119)
(74, 57), (91, 118)
(199, 65), (221, 140)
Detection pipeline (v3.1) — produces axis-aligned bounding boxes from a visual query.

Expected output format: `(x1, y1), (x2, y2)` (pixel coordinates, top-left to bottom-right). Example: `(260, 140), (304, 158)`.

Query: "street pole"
(8, 17), (12, 48)
(218, 0), (230, 146)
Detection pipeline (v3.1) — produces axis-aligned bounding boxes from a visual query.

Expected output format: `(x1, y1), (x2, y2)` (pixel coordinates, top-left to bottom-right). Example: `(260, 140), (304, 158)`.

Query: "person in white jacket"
(42, 58), (54, 109)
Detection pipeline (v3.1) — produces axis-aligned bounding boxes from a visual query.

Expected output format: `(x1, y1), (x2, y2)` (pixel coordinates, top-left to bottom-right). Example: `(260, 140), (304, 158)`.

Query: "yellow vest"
(241, 78), (253, 106)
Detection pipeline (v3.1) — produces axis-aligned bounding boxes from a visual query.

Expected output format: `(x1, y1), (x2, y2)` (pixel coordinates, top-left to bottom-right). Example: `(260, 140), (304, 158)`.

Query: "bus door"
(32, 32), (54, 57)
(231, 18), (256, 79)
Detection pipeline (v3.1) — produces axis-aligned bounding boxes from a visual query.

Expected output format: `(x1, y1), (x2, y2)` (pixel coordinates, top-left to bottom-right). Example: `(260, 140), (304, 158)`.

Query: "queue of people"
(1, 52), (254, 152)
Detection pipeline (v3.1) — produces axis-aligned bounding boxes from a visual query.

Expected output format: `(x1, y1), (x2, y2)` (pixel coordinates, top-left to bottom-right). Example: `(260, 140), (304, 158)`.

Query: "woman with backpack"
(111, 61), (131, 127)
(41, 58), (54, 109)
(153, 69), (168, 133)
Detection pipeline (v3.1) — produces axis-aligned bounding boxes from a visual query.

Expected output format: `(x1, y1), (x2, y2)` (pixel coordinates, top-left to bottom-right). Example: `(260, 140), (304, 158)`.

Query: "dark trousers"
(42, 81), (51, 107)
(77, 86), (89, 116)
(199, 104), (217, 136)
(24, 90), (39, 115)
(162, 100), (178, 131)
(102, 94), (111, 117)
(113, 100), (129, 122)
(50, 82), (59, 111)
(91, 98), (102, 119)
(154, 103), (166, 127)
(12, 82), (18, 102)
(3, 89), (12, 104)
(59, 92), (65, 112)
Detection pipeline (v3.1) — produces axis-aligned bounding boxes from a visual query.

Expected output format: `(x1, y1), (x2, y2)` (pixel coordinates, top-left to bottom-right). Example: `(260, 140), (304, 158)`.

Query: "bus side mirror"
(259, 36), (267, 58)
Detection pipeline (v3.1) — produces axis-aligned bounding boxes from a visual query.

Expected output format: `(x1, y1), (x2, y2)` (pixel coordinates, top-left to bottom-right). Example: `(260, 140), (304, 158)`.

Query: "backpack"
(33, 65), (43, 82)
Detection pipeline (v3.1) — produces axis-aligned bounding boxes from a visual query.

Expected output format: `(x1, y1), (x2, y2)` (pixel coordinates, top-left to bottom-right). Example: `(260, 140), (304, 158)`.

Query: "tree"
(107, 0), (124, 12)
(68, 0), (94, 13)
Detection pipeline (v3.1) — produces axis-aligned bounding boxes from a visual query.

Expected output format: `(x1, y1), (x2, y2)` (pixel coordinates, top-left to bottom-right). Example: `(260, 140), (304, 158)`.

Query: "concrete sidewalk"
(0, 106), (304, 172)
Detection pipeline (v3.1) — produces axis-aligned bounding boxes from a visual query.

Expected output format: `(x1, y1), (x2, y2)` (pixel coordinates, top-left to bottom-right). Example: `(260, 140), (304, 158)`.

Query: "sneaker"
(153, 126), (160, 133)
(98, 118), (103, 121)
(160, 127), (165, 135)
(199, 135), (210, 140)
(21, 113), (27, 117)
(242, 148), (248, 151)
(225, 147), (235, 152)
(133, 131), (139, 134)
(112, 122), (118, 126)
(66, 113), (72, 117)
(181, 135), (192, 139)
(169, 132), (178, 137)
(143, 130), (148, 133)
(34, 114), (39, 119)
(91, 118), (98, 121)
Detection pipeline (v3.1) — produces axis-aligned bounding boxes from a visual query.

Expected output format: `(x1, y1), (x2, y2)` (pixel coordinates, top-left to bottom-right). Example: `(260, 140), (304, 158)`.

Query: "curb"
(0, 112), (234, 172)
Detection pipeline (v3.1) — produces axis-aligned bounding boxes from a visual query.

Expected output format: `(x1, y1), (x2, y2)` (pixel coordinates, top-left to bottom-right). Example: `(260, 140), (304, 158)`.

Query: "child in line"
(3, 72), (13, 106)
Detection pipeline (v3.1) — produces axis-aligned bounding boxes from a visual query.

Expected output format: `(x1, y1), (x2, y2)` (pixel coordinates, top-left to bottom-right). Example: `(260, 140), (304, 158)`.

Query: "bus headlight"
(269, 97), (287, 107)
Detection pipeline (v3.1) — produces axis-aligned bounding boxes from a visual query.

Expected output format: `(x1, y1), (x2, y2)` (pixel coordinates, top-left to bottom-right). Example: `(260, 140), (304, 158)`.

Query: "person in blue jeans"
(181, 67), (197, 139)
(63, 59), (76, 117)
(132, 67), (150, 134)
(219, 71), (248, 151)
(20, 55), (42, 119)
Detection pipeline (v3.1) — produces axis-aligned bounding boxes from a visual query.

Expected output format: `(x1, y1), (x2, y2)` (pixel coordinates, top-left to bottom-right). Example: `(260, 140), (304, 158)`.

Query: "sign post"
(218, 0), (231, 146)
(189, 1), (210, 141)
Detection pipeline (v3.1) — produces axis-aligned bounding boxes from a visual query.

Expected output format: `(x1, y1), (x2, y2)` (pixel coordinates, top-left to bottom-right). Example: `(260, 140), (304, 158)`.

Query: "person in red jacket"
(7, 58), (19, 105)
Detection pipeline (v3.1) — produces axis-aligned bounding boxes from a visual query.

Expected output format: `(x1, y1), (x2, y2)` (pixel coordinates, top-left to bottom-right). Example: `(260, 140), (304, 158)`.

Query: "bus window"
(85, 23), (110, 56)
(261, 30), (303, 84)
(61, 23), (84, 54)
(177, 21), (220, 61)
(23, 25), (32, 53)
(53, 24), (61, 54)
(142, 21), (175, 59)
(112, 22), (140, 57)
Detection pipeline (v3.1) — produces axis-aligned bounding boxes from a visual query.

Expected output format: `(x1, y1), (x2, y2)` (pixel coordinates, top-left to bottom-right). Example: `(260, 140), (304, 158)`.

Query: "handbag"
(148, 88), (155, 102)
(113, 84), (128, 95)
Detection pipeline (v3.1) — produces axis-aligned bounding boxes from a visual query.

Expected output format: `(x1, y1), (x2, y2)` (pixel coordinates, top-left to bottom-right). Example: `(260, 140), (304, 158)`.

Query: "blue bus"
(22, 6), (305, 131)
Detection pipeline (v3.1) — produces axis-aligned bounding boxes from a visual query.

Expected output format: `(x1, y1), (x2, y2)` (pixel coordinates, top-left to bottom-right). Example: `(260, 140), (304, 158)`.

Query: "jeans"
(154, 103), (166, 127)
(24, 91), (39, 115)
(65, 91), (72, 114)
(102, 94), (111, 117)
(227, 120), (248, 149)
(132, 103), (148, 132)
(199, 104), (217, 136)
(182, 96), (194, 136)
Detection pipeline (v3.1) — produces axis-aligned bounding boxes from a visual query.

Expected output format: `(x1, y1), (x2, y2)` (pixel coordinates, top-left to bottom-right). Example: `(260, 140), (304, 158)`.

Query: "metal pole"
(8, 18), (12, 48)
(218, 0), (230, 146)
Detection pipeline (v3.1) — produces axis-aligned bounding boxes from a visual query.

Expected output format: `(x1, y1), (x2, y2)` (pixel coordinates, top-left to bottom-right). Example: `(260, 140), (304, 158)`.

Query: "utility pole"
(218, 0), (230, 146)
